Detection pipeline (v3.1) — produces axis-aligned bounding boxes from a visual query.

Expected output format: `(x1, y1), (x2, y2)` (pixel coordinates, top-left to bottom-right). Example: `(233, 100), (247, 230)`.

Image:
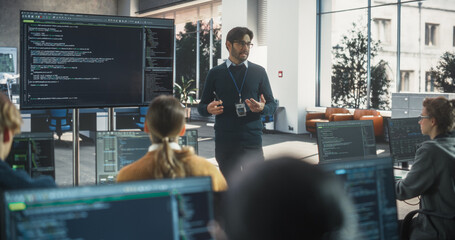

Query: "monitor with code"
(96, 130), (199, 184)
(387, 117), (430, 163)
(20, 11), (174, 109)
(178, 129), (198, 154)
(318, 156), (399, 240)
(1, 177), (215, 240)
(5, 132), (55, 179)
(316, 120), (377, 162)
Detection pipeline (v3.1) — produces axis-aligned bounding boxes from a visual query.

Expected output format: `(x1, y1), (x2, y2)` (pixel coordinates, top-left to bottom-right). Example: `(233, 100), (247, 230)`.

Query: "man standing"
(198, 27), (277, 181)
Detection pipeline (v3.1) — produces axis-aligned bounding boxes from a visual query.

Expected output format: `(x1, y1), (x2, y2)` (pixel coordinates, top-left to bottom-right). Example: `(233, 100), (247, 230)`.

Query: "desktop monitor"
(387, 117), (430, 163)
(179, 129), (198, 154)
(96, 131), (150, 184)
(5, 132), (55, 179)
(20, 11), (174, 109)
(1, 177), (214, 240)
(0, 47), (17, 75)
(316, 120), (377, 162)
(96, 130), (199, 184)
(318, 156), (399, 240)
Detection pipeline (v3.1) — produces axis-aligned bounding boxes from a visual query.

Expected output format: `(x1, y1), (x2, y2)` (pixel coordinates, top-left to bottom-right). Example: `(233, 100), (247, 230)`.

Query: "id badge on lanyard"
(228, 66), (248, 118)
(236, 95), (246, 117)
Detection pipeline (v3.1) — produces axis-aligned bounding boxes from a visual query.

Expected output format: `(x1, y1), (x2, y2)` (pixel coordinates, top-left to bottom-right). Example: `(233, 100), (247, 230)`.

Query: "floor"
(53, 120), (418, 220)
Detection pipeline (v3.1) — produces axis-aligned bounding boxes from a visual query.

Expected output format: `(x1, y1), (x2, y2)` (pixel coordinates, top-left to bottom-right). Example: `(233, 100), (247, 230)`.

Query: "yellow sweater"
(116, 150), (228, 192)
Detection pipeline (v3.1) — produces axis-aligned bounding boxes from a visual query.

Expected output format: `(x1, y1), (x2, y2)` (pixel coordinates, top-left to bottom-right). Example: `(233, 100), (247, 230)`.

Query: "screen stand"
(72, 108), (80, 186)
(108, 107), (114, 131)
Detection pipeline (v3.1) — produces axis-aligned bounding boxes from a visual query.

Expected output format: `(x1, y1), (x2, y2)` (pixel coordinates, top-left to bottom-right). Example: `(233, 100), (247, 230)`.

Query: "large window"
(144, 1), (222, 99)
(317, 0), (455, 110)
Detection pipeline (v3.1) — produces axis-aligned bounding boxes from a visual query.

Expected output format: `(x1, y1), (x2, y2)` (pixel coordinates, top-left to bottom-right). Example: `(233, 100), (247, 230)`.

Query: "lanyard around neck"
(227, 66), (248, 101)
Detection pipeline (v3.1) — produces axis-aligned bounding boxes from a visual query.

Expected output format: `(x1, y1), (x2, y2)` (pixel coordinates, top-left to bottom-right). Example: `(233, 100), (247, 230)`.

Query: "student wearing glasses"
(117, 95), (227, 192)
(197, 27), (277, 182)
(396, 96), (455, 239)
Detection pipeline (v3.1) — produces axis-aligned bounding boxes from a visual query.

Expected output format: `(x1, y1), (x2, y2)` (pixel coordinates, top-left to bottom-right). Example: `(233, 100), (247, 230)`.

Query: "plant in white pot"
(174, 77), (197, 120)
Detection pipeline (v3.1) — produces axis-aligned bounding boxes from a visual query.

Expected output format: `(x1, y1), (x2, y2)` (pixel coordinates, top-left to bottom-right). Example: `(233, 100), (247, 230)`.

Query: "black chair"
(47, 109), (71, 140)
(135, 106), (148, 130)
(401, 209), (455, 240)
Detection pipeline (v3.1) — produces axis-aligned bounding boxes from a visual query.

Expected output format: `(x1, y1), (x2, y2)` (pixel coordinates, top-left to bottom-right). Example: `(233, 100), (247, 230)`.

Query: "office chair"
(401, 209), (455, 240)
(135, 106), (148, 130)
(47, 109), (71, 140)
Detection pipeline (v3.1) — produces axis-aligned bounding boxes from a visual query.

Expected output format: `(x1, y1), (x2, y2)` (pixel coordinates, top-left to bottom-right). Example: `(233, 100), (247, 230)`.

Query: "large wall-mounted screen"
(20, 11), (174, 109)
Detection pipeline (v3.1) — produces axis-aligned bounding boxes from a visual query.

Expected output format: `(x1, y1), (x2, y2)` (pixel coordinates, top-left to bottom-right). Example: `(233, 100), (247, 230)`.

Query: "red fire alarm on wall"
(278, 71), (283, 78)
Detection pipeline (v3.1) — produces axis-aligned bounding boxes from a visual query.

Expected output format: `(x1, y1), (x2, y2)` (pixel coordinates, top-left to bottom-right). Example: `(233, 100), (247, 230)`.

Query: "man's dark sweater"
(198, 61), (276, 147)
(0, 160), (56, 191)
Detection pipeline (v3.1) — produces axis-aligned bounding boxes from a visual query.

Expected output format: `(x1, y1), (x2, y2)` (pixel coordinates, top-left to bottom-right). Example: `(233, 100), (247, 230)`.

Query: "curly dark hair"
(423, 96), (455, 133)
(225, 27), (253, 50)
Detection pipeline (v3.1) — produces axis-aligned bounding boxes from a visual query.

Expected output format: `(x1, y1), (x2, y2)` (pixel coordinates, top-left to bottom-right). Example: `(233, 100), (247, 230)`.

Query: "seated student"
(215, 156), (358, 240)
(396, 96), (455, 239)
(117, 95), (227, 191)
(0, 93), (56, 190)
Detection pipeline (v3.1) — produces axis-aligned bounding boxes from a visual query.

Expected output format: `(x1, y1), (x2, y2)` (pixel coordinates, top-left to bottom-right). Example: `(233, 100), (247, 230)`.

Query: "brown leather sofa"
(305, 107), (350, 134)
(331, 109), (384, 137)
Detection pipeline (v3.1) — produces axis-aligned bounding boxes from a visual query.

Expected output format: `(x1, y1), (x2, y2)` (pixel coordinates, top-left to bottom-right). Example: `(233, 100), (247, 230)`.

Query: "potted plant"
(174, 76), (197, 120)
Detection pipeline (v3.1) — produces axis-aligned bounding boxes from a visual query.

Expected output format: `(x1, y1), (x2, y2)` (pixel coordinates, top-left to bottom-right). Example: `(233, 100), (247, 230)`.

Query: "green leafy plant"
(174, 76), (197, 109)
(331, 23), (391, 110)
(429, 52), (455, 93)
(176, 21), (222, 97)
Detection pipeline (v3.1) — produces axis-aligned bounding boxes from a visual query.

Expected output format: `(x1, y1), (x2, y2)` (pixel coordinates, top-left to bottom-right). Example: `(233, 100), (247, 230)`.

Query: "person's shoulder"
(418, 140), (438, 151)
(186, 155), (218, 171)
(117, 152), (154, 182)
(247, 61), (266, 71)
(209, 62), (228, 73)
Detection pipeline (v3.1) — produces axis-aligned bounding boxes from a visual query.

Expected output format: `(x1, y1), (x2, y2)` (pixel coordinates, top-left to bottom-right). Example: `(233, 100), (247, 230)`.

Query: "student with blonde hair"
(117, 95), (227, 191)
(0, 92), (56, 190)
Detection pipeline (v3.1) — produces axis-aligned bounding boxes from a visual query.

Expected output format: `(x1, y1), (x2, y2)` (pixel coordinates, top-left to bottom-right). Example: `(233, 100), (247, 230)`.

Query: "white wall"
(267, 0), (316, 133)
(118, 0), (138, 16)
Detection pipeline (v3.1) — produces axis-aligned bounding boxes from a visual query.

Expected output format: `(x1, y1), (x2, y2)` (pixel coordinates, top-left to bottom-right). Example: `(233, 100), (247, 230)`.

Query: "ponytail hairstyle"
(0, 92), (21, 134)
(422, 96), (455, 133)
(145, 95), (193, 178)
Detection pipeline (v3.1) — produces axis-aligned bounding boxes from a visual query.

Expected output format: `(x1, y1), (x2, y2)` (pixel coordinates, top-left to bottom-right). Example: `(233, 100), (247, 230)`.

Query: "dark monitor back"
(387, 117), (430, 163)
(318, 156), (399, 240)
(316, 120), (377, 162)
(2, 177), (214, 240)
(5, 132), (55, 179)
(96, 130), (199, 184)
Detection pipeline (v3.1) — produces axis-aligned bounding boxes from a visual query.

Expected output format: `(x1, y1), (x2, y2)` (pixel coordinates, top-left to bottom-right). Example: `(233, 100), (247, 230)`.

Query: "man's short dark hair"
(226, 27), (253, 46)
(222, 156), (358, 240)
